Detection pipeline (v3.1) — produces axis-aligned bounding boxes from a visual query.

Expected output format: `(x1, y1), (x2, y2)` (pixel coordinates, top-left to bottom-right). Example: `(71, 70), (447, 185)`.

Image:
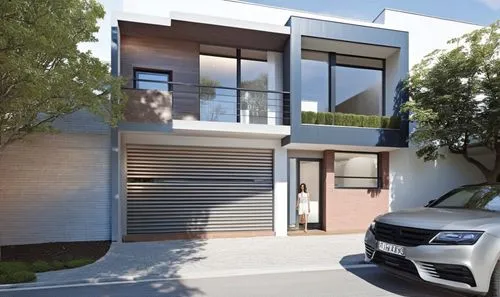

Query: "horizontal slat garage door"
(126, 145), (273, 234)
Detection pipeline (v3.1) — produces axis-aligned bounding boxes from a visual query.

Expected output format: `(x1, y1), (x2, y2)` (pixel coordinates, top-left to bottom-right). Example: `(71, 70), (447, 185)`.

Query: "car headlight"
(430, 231), (483, 245)
(369, 221), (376, 233)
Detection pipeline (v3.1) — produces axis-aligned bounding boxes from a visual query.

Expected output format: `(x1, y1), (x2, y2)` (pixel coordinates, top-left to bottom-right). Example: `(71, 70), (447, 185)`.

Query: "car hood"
(376, 207), (500, 231)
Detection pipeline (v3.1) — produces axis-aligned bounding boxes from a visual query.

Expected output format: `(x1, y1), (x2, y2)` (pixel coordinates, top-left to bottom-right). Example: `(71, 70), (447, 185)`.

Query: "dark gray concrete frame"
(283, 16), (409, 148)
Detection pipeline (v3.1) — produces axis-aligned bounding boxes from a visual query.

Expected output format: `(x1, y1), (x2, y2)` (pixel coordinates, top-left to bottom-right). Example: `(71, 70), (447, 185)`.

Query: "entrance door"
(298, 160), (322, 229)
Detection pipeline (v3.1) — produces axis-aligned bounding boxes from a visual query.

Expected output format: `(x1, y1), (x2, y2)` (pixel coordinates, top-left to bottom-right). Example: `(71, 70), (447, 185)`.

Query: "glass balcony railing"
(123, 78), (290, 126)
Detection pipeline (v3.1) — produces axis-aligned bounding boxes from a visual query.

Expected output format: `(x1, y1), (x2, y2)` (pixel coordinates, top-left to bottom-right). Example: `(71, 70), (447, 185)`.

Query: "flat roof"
(114, 11), (290, 35)
(374, 8), (484, 27)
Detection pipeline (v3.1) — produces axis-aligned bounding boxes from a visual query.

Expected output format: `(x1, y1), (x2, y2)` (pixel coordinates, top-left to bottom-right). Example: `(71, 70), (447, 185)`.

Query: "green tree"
(0, 0), (126, 150)
(199, 75), (223, 121)
(403, 21), (500, 183)
(241, 73), (268, 123)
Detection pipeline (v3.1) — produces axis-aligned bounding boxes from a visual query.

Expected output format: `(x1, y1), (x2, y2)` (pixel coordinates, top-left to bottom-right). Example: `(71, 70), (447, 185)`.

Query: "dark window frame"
(334, 151), (381, 189)
(199, 47), (268, 123)
(133, 68), (173, 91)
(332, 54), (385, 116)
(301, 50), (386, 116)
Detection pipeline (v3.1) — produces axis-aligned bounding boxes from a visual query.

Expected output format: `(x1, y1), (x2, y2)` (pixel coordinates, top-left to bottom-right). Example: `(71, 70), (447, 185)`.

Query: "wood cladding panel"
(121, 35), (200, 120)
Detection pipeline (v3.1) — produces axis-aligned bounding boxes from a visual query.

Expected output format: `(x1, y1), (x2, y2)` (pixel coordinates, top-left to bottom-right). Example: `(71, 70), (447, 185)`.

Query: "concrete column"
(380, 152), (390, 190)
(274, 147), (288, 236)
(267, 51), (283, 125)
(322, 150), (335, 232)
(288, 158), (297, 227)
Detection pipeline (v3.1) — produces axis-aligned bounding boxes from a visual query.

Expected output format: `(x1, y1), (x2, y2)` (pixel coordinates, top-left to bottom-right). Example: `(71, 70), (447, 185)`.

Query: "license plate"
(377, 241), (405, 256)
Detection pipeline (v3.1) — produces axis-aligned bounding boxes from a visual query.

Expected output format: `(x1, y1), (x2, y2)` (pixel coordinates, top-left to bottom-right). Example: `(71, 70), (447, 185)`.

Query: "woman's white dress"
(298, 192), (309, 215)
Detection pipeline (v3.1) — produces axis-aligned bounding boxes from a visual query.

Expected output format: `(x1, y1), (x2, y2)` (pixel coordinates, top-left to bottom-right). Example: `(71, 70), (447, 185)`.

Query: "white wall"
(376, 10), (482, 68)
(267, 51), (284, 125)
(376, 10), (488, 210)
(122, 0), (394, 30)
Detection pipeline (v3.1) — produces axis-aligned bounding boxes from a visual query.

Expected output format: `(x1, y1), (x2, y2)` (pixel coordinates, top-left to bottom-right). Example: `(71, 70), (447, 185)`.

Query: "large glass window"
(241, 58), (268, 124)
(335, 55), (383, 116)
(135, 70), (171, 91)
(334, 152), (379, 188)
(301, 51), (329, 113)
(199, 55), (237, 122)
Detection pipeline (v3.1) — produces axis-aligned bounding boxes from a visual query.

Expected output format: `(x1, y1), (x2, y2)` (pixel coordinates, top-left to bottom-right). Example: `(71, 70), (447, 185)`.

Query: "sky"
(84, 0), (500, 63)
(246, 0), (500, 26)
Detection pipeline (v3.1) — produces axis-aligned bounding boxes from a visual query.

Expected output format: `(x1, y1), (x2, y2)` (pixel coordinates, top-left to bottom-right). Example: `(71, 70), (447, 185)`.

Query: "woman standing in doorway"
(297, 183), (310, 233)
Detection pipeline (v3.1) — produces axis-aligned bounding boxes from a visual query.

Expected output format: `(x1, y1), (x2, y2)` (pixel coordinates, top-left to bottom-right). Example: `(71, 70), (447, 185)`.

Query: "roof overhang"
(302, 36), (399, 59)
(115, 11), (290, 51)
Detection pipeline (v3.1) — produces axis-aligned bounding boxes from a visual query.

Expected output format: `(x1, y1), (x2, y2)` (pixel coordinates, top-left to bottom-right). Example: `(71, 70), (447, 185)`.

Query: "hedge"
(0, 258), (96, 284)
(301, 111), (401, 129)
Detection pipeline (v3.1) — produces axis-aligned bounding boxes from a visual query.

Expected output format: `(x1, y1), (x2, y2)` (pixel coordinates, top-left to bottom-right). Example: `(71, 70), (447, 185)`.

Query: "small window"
(134, 69), (171, 91)
(334, 152), (379, 188)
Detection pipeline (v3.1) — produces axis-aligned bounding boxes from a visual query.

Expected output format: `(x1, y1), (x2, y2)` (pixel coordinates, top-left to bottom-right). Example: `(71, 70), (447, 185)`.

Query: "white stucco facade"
(375, 10), (487, 210)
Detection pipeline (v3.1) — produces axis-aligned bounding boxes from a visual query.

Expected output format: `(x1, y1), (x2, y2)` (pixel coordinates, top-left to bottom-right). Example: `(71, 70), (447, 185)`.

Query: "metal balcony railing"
(123, 79), (290, 125)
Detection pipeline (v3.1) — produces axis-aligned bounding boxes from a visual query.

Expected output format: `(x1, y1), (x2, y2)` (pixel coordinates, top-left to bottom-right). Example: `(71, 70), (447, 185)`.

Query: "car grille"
(372, 251), (419, 276)
(419, 262), (476, 287)
(374, 222), (438, 247)
(365, 243), (375, 259)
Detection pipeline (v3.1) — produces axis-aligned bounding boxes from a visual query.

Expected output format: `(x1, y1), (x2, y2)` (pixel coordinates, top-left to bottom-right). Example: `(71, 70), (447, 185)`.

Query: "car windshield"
(431, 185), (500, 212)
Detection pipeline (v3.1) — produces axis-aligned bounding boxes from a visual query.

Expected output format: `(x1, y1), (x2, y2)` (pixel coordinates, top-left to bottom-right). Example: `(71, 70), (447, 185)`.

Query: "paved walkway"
(34, 234), (366, 285)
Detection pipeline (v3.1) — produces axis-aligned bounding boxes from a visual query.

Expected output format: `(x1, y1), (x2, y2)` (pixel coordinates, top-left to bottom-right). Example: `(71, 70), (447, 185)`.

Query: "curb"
(0, 263), (377, 292)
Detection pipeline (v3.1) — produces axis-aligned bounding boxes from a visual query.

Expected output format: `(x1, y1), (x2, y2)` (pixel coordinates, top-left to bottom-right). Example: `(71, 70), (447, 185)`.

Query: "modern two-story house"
(0, 0), (487, 246)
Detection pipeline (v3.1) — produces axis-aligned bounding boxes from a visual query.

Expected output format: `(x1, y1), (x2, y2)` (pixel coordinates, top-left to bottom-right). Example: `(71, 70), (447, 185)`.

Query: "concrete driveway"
(35, 234), (367, 285)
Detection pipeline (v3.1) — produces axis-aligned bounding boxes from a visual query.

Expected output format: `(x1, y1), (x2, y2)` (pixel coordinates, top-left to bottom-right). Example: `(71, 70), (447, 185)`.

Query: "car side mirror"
(425, 199), (435, 207)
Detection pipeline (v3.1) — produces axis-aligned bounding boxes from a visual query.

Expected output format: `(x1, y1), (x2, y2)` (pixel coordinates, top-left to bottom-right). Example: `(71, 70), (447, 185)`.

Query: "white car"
(365, 184), (500, 296)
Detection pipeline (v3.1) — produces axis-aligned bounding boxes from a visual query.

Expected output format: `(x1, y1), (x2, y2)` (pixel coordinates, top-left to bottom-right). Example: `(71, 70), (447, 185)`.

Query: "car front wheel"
(487, 262), (500, 297)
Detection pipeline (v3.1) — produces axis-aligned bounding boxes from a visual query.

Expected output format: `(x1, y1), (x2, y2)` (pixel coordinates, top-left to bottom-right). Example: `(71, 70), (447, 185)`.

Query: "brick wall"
(0, 111), (111, 246)
(322, 151), (389, 233)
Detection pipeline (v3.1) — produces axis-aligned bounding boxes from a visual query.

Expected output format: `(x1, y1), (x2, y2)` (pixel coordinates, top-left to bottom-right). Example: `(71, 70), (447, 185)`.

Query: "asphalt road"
(0, 267), (469, 297)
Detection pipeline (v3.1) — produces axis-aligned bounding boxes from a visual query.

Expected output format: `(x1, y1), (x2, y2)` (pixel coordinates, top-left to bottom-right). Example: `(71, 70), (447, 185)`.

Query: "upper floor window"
(334, 152), (379, 189)
(199, 45), (272, 124)
(134, 69), (172, 91)
(301, 51), (329, 113)
(335, 55), (383, 116)
(199, 53), (237, 122)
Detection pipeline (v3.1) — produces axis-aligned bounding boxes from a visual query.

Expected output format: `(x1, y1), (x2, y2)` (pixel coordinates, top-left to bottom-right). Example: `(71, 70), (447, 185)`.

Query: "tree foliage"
(0, 0), (126, 149)
(403, 21), (500, 182)
(241, 73), (268, 122)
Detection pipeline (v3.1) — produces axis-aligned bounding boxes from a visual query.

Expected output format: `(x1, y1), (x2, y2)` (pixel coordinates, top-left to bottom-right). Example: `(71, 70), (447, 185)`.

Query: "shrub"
(381, 116), (390, 128)
(345, 113), (358, 127)
(389, 116), (401, 129)
(65, 259), (94, 269)
(52, 260), (65, 270)
(363, 115), (382, 128)
(301, 111), (317, 124)
(315, 112), (326, 125)
(333, 113), (346, 126)
(0, 262), (36, 284)
(357, 115), (368, 127)
(301, 111), (401, 129)
(31, 261), (52, 273)
(0, 262), (30, 274)
(8, 271), (36, 283)
(324, 112), (334, 125)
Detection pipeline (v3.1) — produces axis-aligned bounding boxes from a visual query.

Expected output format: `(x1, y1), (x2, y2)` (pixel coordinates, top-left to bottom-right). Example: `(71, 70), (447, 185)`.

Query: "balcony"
(123, 79), (290, 133)
(301, 111), (401, 129)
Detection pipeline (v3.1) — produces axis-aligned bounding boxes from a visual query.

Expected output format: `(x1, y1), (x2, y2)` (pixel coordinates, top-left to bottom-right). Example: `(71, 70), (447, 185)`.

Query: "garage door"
(126, 144), (273, 234)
